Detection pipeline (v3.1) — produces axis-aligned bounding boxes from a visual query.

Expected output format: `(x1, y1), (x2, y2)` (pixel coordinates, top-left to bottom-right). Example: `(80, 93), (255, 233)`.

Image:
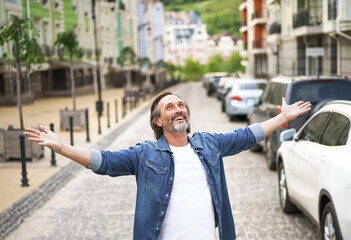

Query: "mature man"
(24, 90), (311, 240)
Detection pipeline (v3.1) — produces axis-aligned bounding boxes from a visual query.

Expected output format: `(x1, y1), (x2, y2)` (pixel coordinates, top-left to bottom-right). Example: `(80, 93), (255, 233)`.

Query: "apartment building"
(240, 0), (351, 78)
(164, 10), (208, 66)
(207, 32), (243, 61)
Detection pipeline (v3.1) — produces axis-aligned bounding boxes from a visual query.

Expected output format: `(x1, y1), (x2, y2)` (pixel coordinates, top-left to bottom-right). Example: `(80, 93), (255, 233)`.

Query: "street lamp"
(91, 0), (103, 134)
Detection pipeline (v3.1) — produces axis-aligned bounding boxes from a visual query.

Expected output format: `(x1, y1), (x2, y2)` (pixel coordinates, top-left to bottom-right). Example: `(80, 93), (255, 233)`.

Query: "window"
(299, 112), (331, 143)
(320, 113), (350, 146)
(337, 122), (350, 146)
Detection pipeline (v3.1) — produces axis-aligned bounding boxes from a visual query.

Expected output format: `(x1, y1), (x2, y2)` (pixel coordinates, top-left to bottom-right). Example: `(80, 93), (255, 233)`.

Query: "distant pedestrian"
(24, 90), (311, 240)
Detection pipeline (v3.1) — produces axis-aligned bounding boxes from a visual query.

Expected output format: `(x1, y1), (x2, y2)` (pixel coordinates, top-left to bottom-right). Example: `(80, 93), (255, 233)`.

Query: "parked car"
(224, 78), (267, 120)
(205, 72), (228, 96)
(203, 72), (226, 89)
(277, 100), (351, 240)
(247, 75), (351, 170)
(216, 77), (239, 111)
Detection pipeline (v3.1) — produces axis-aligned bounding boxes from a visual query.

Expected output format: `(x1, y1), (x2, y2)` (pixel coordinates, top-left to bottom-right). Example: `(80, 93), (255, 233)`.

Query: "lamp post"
(92, 0), (103, 134)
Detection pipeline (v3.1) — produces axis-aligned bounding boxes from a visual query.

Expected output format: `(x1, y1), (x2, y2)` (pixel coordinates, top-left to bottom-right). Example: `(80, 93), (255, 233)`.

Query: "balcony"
(239, 0), (247, 11)
(240, 19), (248, 33)
(292, 9), (323, 37)
(293, 9), (322, 28)
(328, 0), (337, 20)
(252, 38), (267, 54)
(251, 8), (266, 25)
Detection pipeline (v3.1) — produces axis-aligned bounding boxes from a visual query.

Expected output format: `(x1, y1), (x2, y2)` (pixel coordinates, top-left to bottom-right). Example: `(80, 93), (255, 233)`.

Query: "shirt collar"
(155, 134), (203, 152)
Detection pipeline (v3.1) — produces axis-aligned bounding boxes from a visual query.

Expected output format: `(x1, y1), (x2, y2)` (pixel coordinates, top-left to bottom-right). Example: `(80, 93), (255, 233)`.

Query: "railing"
(252, 38), (266, 49)
(252, 8), (264, 20)
(240, 19), (247, 27)
(293, 8), (322, 28)
(269, 22), (281, 34)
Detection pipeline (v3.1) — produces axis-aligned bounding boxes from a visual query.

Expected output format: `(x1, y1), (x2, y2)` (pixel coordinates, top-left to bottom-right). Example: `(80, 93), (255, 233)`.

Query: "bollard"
(115, 99), (118, 123)
(69, 116), (74, 146)
(85, 108), (90, 142)
(129, 96), (133, 112)
(122, 97), (126, 118)
(107, 102), (110, 128)
(49, 123), (57, 167)
(19, 134), (29, 187)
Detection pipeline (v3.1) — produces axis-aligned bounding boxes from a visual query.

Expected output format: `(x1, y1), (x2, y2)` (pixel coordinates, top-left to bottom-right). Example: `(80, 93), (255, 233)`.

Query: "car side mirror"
(280, 129), (296, 142)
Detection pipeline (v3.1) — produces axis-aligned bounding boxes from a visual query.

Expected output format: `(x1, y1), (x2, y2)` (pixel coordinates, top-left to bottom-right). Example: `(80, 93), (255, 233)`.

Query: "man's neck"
(163, 131), (189, 147)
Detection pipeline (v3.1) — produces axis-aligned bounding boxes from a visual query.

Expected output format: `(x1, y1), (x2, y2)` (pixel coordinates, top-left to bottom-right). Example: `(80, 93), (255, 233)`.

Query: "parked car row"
(204, 73), (351, 239)
(203, 72), (267, 121)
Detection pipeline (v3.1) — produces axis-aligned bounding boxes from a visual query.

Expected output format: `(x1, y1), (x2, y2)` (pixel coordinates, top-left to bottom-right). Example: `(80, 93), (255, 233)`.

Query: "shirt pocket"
(142, 160), (167, 191)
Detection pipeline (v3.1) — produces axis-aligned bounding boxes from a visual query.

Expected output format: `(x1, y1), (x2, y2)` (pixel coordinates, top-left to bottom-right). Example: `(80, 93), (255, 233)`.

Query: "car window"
(266, 83), (287, 105)
(299, 112), (331, 143)
(291, 81), (351, 103)
(238, 83), (266, 90)
(336, 121), (350, 145)
(320, 113), (350, 146)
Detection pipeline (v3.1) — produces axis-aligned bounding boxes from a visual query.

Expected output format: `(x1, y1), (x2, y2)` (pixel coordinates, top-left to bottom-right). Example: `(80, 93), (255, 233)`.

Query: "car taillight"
(231, 96), (242, 101)
(278, 107), (289, 129)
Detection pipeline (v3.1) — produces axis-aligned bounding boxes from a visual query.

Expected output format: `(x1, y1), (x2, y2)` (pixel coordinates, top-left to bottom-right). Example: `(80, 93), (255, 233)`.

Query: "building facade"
(207, 32), (243, 61)
(164, 10), (208, 66)
(240, 0), (351, 79)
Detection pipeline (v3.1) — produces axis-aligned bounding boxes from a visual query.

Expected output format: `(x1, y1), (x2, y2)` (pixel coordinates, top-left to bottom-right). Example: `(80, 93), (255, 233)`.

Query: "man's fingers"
(24, 132), (40, 138)
(24, 127), (41, 135)
(27, 137), (44, 143)
(39, 124), (49, 134)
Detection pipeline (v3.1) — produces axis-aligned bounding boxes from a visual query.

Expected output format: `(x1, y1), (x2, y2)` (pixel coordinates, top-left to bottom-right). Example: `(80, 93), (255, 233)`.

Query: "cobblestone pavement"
(6, 82), (321, 240)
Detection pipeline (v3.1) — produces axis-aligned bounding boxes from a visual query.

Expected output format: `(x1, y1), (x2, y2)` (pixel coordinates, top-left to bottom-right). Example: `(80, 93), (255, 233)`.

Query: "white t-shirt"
(159, 143), (216, 240)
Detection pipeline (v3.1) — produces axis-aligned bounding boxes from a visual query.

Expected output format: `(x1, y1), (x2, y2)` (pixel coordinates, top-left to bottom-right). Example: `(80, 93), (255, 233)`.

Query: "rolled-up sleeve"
(86, 148), (102, 172)
(248, 123), (265, 143)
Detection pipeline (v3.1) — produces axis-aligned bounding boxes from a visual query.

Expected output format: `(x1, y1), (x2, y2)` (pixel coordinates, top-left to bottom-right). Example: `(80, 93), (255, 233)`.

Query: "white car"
(224, 78), (266, 120)
(277, 100), (351, 240)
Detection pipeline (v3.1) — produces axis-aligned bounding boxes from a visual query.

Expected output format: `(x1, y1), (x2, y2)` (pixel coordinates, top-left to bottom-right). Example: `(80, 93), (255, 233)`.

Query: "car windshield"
(290, 80), (351, 104)
(238, 82), (266, 90)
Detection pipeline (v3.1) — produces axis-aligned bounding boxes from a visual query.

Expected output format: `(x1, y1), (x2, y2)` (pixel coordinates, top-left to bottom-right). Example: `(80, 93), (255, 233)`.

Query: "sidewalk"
(0, 88), (154, 214)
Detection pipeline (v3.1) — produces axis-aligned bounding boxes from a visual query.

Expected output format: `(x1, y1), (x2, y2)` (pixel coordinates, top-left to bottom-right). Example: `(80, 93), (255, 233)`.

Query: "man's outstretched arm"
(259, 97), (312, 137)
(24, 124), (91, 167)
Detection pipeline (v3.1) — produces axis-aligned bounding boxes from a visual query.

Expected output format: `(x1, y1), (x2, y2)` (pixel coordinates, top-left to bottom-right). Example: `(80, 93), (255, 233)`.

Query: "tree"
(165, 62), (177, 81)
(205, 54), (226, 73)
(54, 29), (83, 111)
(0, 16), (45, 129)
(118, 46), (137, 88)
(183, 57), (204, 81)
(226, 52), (245, 74)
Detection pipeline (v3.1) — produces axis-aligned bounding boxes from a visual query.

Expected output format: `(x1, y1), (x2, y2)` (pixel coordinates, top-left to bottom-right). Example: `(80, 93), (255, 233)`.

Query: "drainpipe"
(336, 0), (351, 41)
(303, 36), (309, 76)
(329, 34), (341, 75)
(26, 0), (32, 94)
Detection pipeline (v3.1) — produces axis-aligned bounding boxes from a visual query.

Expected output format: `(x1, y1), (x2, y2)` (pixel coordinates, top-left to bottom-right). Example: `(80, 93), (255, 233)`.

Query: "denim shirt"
(87, 123), (265, 240)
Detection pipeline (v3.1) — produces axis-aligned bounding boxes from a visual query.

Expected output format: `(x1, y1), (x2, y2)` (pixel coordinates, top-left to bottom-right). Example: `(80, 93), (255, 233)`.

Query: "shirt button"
(161, 211), (164, 215)
(165, 194), (169, 198)
(170, 177), (173, 180)
(156, 227), (159, 231)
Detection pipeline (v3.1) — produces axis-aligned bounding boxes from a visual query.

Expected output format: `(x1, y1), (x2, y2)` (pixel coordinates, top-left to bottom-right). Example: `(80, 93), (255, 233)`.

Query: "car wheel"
(321, 202), (342, 240)
(265, 137), (276, 170)
(278, 162), (299, 213)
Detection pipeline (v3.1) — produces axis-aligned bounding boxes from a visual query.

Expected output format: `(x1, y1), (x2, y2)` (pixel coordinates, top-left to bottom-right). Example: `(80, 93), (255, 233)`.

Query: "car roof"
(204, 72), (228, 78)
(270, 75), (349, 84)
(318, 100), (351, 117)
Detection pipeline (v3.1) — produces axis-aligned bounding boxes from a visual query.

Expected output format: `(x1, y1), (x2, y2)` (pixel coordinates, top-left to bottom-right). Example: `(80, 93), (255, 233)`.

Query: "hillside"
(162, 0), (241, 36)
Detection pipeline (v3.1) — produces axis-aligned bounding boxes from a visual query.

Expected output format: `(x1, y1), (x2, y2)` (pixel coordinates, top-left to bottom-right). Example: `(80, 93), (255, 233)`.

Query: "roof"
(188, 10), (202, 24)
(271, 75), (350, 83)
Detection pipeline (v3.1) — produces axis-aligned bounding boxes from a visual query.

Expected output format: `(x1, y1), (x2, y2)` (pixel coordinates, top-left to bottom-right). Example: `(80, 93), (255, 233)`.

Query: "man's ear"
(155, 118), (162, 127)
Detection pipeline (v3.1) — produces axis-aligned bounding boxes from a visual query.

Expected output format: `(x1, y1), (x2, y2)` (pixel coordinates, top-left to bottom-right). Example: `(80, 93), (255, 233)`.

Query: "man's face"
(156, 95), (190, 134)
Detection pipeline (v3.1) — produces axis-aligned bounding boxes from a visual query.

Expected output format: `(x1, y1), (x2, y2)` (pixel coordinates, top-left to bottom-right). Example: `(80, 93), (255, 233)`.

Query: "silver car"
(224, 79), (267, 120)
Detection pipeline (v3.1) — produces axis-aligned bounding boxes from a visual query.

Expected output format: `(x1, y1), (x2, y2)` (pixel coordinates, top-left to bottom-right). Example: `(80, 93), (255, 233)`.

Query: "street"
(6, 82), (321, 240)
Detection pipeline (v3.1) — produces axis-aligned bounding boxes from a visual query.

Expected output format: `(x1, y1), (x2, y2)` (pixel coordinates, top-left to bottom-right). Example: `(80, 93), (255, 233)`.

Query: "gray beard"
(163, 118), (189, 134)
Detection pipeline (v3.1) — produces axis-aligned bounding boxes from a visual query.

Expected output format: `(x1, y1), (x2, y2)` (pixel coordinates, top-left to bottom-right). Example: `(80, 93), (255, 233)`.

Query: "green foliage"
(164, 0), (241, 36)
(183, 57), (204, 81)
(205, 55), (226, 73)
(138, 57), (152, 69)
(54, 29), (83, 60)
(226, 52), (245, 73)
(0, 16), (45, 70)
(165, 62), (177, 80)
(118, 46), (136, 67)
